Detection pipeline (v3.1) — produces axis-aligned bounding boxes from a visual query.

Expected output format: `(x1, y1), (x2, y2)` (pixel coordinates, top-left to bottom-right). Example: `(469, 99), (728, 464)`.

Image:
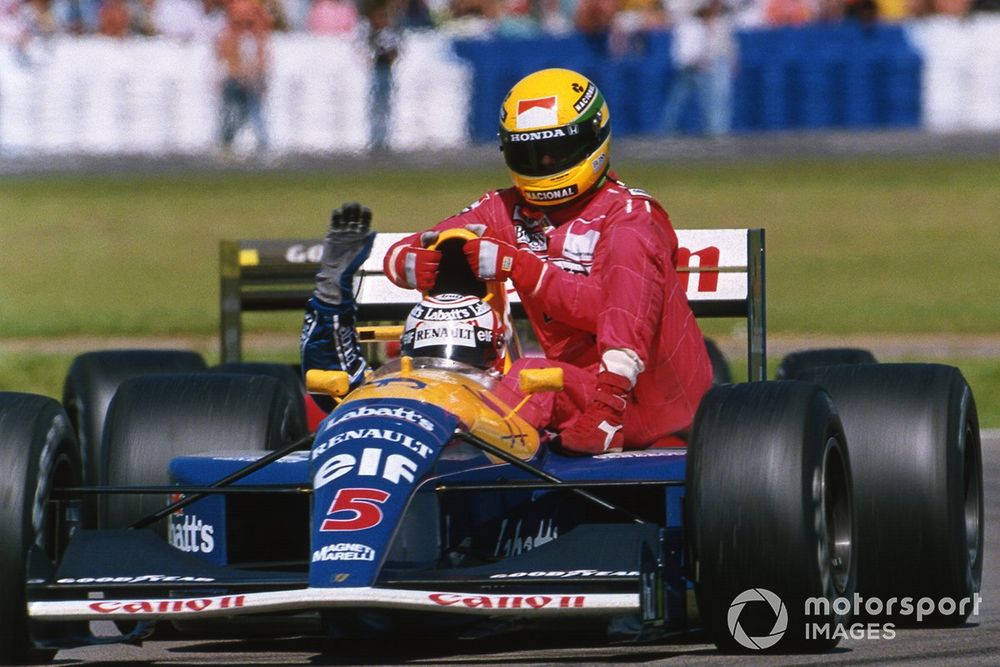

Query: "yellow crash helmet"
(499, 68), (611, 207)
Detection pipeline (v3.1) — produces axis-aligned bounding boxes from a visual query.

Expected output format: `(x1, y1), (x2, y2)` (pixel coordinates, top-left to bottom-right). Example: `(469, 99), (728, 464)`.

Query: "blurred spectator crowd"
(1, 0), (997, 50)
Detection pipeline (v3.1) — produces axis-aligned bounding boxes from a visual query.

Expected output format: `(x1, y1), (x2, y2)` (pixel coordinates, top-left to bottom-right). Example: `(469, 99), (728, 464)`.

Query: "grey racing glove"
(313, 202), (376, 307)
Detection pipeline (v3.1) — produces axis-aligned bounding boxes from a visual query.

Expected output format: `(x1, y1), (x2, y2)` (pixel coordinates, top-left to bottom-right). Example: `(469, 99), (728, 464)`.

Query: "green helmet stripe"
(573, 88), (605, 124)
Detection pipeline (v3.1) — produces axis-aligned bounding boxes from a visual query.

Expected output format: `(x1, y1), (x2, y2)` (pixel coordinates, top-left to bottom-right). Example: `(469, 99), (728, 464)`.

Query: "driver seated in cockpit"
(399, 292), (508, 375)
(300, 202), (512, 414)
(299, 201), (610, 455)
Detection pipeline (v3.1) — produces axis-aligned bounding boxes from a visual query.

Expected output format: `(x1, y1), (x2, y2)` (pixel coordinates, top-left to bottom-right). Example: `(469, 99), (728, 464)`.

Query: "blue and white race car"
(0, 228), (982, 662)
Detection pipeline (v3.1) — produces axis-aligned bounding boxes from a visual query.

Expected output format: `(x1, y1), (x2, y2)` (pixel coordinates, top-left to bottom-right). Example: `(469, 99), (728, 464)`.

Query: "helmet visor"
(501, 119), (609, 177)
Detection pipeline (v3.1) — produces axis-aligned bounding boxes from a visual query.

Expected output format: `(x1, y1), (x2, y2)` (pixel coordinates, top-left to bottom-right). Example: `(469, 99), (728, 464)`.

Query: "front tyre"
(687, 381), (855, 652)
(0, 393), (82, 665)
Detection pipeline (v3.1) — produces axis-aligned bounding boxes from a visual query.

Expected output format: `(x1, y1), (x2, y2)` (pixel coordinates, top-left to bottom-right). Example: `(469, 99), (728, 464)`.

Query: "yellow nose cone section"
(343, 368), (539, 462)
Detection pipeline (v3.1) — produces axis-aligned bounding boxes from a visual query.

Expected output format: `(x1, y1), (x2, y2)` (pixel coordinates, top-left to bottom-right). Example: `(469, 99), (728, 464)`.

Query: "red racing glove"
(386, 232), (442, 291)
(559, 371), (632, 455)
(463, 236), (545, 291)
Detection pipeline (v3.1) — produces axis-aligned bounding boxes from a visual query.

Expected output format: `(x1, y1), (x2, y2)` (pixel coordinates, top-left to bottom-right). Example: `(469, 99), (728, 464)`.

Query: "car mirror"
(518, 367), (564, 394)
(305, 369), (351, 398)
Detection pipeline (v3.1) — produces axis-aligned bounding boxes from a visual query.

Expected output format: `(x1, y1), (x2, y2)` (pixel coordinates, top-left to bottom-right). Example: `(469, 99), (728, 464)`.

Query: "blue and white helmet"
(400, 293), (506, 371)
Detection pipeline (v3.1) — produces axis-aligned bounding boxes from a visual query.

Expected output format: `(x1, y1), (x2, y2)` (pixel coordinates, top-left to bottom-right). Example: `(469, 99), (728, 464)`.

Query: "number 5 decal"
(320, 488), (391, 531)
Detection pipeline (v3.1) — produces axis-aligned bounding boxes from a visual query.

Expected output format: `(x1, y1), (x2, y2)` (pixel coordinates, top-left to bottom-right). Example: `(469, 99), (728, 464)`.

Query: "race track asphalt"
(55, 433), (999, 666)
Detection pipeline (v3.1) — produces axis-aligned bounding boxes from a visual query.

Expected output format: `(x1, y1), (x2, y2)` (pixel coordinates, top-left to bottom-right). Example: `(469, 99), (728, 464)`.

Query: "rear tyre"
(775, 348), (876, 380)
(0, 393), (82, 664)
(704, 338), (731, 384)
(798, 364), (983, 625)
(211, 362), (306, 406)
(101, 373), (306, 533)
(688, 381), (854, 652)
(62, 349), (207, 488)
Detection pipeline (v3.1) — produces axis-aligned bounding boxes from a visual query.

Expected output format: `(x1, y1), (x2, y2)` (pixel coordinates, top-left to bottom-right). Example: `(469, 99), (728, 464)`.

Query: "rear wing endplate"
(219, 229), (766, 380)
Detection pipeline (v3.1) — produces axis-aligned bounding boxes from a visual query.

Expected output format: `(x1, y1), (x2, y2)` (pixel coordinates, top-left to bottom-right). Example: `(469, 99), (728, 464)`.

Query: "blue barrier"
(452, 24), (922, 141)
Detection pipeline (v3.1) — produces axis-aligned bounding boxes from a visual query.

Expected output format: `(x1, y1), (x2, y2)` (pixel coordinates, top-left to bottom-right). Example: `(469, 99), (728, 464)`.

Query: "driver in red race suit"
(382, 68), (713, 454)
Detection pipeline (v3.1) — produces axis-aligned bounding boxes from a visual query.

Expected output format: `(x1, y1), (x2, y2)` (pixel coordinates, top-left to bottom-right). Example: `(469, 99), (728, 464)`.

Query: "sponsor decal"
(509, 127), (573, 142)
(512, 206), (552, 253)
(314, 447), (419, 489)
(320, 487), (391, 531)
(494, 518), (558, 557)
(328, 405), (435, 433)
(489, 569), (638, 579)
(56, 575), (215, 584)
(429, 593), (585, 609)
(312, 543), (376, 562)
(572, 82), (597, 113)
(409, 297), (492, 322)
(592, 449), (686, 460)
(411, 324), (477, 349)
(515, 96), (558, 129)
(561, 228), (600, 267)
(170, 513), (215, 554)
(313, 427), (433, 461)
(591, 152), (606, 173)
(524, 185), (579, 202)
(284, 243), (324, 263)
(89, 595), (245, 615)
(209, 451), (310, 463)
(308, 398), (458, 590)
(675, 245), (722, 292)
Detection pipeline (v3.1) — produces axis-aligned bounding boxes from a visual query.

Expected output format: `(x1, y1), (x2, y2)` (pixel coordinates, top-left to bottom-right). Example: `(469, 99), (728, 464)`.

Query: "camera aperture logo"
(727, 588), (788, 650)
(727, 589), (982, 646)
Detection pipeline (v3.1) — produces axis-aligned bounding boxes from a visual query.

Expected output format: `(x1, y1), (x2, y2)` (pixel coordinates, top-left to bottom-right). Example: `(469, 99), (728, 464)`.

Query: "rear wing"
(219, 229), (766, 380)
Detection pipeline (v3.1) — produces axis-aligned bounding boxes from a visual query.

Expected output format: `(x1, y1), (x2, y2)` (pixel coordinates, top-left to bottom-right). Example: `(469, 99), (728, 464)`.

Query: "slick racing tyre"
(798, 364), (983, 626)
(704, 338), (732, 384)
(101, 373), (306, 533)
(687, 381), (855, 652)
(63, 349), (207, 489)
(0, 393), (83, 665)
(775, 348), (876, 380)
(211, 362), (307, 407)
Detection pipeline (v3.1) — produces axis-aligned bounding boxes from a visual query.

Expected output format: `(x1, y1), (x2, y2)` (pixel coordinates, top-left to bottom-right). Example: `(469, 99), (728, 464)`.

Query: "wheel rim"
(823, 437), (852, 595)
(963, 419), (982, 570)
(41, 452), (81, 563)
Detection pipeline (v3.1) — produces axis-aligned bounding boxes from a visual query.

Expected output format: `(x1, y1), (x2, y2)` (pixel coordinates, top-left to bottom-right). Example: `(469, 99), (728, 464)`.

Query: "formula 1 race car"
(0, 227), (983, 663)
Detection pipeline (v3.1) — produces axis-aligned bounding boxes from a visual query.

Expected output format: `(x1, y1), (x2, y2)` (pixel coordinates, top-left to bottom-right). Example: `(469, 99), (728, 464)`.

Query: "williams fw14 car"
(0, 228), (983, 662)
